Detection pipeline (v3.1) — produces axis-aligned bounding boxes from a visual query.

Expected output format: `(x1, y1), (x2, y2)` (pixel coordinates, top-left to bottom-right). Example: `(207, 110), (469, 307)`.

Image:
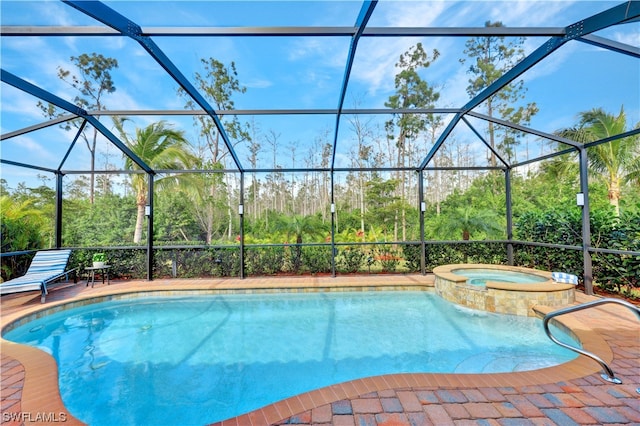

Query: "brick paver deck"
(1, 275), (638, 425)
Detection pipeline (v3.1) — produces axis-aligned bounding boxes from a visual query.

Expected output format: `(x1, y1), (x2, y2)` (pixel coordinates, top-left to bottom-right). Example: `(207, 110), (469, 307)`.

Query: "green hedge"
(515, 209), (639, 294)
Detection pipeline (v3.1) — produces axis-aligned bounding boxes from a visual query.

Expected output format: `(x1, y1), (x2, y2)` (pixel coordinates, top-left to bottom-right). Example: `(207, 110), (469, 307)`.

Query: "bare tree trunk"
(253, 175), (258, 220)
(227, 203), (233, 240)
(360, 174), (366, 241)
(134, 193), (146, 244)
(394, 209), (398, 241)
(206, 205), (213, 244)
(487, 100), (497, 167)
(609, 178), (621, 217)
(225, 172), (234, 240)
(266, 131), (279, 214)
(434, 156), (441, 216)
(83, 127), (100, 204)
(396, 131), (406, 242)
(290, 145), (296, 214)
(347, 113), (371, 241)
(90, 131), (96, 204)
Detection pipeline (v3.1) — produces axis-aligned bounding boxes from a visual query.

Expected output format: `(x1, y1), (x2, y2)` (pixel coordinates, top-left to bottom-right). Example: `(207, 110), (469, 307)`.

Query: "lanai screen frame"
(2, 0), (640, 295)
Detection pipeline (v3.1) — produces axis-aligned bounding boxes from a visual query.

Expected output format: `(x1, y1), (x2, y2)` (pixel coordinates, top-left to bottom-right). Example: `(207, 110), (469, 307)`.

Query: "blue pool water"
(4, 291), (578, 425)
(453, 268), (549, 286)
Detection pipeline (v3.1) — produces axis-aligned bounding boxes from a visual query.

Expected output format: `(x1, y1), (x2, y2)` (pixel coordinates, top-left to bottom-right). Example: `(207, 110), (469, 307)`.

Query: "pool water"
(4, 291), (578, 425)
(453, 268), (549, 286)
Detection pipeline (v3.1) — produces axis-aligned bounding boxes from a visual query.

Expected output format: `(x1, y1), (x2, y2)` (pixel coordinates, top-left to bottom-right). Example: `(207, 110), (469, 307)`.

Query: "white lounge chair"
(0, 249), (76, 302)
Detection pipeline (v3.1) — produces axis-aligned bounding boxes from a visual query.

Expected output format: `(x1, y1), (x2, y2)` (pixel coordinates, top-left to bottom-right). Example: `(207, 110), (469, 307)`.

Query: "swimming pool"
(4, 291), (578, 425)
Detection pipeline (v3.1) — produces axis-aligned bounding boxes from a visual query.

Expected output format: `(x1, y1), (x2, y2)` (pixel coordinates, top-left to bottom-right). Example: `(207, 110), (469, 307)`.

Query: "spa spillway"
(433, 264), (576, 316)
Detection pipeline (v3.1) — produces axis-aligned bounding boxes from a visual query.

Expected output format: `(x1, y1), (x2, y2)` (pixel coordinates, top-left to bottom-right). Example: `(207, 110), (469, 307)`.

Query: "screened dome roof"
(1, 0), (638, 181)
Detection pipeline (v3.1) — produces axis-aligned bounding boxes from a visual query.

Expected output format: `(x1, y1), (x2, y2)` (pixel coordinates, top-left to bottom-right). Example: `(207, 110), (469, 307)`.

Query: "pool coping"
(0, 275), (615, 425)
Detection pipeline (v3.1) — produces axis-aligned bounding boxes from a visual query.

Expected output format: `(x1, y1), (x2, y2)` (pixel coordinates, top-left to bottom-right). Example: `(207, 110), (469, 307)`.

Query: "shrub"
(338, 246), (366, 273)
(465, 242), (507, 264)
(375, 245), (400, 272)
(245, 247), (285, 276)
(424, 244), (464, 271)
(591, 210), (640, 293)
(514, 208), (639, 295)
(402, 244), (421, 272)
(210, 248), (240, 277)
(301, 246), (333, 274)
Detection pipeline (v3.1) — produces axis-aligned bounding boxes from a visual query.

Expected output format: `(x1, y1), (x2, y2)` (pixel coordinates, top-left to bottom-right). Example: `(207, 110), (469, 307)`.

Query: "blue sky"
(1, 0), (638, 190)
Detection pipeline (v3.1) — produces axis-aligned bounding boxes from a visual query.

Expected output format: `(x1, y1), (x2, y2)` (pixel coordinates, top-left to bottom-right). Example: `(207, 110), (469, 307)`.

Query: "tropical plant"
(113, 118), (196, 243)
(556, 107), (640, 216)
(431, 205), (504, 263)
(433, 205), (504, 241)
(0, 196), (50, 280)
(272, 214), (328, 272)
(0, 196), (47, 252)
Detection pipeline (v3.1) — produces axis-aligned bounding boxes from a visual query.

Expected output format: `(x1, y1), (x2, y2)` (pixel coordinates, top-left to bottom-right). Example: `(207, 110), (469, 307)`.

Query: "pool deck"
(1, 274), (638, 425)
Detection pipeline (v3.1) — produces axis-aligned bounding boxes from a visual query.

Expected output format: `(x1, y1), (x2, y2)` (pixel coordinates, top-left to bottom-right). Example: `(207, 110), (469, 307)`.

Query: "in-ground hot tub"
(433, 264), (576, 316)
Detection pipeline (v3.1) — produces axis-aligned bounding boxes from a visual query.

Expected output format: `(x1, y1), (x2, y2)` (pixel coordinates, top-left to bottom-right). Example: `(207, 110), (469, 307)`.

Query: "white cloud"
(2, 0), (635, 180)
(350, 1), (573, 103)
(438, 64), (472, 108)
(244, 78), (273, 89)
(103, 89), (149, 112)
(2, 134), (58, 165)
(333, 152), (353, 169)
(40, 1), (81, 26)
(1, 86), (46, 122)
(379, 1), (448, 27)
(520, 39), (578, 82)
(349, 1), (450, 96)
(486, 1), (575, 27)
(612, 29), (640, 47)
(351, 37), (414, 95)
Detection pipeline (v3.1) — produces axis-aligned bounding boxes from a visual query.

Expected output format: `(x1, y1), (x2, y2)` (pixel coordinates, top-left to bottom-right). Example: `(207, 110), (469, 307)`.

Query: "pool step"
(455, 352), (557, 374)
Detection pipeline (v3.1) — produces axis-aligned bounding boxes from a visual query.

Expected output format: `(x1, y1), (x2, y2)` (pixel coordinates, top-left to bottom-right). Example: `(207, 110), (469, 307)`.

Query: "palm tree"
(434, 205), (504, 241)
(272, 214), (328, 272)
(114, 118), (195, 243)
(433, 205), (504, 263)
(557, 107), (639, 216)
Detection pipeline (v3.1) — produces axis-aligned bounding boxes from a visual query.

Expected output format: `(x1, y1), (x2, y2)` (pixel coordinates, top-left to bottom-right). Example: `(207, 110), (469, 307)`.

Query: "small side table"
(85, 265), (111, 288)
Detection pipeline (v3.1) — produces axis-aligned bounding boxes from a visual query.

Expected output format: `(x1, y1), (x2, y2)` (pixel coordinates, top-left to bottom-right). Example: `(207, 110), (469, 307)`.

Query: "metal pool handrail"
(543, 298), (640, 385)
